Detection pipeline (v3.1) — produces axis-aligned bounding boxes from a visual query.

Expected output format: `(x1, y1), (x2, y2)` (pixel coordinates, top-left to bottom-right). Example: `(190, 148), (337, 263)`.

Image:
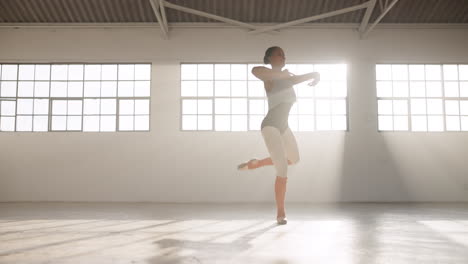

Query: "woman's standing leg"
(261, 126), (289, 223)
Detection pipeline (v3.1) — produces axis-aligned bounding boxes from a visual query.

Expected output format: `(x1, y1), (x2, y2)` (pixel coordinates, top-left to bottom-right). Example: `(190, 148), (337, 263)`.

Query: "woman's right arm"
(252, 66), (319, 85)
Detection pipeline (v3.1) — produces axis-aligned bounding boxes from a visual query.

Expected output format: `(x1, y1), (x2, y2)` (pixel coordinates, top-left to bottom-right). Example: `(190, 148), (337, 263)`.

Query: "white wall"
(1, 26), (468, 202)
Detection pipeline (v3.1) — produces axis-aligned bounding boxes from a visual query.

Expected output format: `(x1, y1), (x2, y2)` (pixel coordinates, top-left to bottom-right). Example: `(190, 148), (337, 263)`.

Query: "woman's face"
(269, 48), (286, 68)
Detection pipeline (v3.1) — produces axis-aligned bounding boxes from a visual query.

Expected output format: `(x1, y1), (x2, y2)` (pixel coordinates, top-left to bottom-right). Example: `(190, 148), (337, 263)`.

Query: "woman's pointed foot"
(237, 158), (260, 170)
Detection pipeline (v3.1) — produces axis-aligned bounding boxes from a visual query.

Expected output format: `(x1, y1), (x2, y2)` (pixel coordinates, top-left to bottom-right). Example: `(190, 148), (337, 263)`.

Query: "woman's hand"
(307, 72), (320, 86)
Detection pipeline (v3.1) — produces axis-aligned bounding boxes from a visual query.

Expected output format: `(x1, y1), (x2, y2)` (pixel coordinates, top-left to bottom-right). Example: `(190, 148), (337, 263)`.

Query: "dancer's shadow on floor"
(147, 222), (285, 264)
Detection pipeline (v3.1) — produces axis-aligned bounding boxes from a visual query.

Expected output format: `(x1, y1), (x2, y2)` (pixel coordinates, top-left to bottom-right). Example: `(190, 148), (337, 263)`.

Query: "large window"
(180, 63), (347, 131)
(376, 64), (468, 131)
(0, 63), (151, 132)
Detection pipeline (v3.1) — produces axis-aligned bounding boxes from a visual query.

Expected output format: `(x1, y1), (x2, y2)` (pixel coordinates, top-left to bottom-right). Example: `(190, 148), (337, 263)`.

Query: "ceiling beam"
(361, 0), (400, 38)
(149, 0), (168, 39)
(247, 1), (370, 35)
(159, 0), (168, 33)
(161, 0), (279, 34)
(359, 0), (377, 33)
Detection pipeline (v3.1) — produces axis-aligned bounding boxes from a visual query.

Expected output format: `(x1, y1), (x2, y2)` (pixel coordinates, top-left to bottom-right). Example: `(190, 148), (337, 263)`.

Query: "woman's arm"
(252, 66), (320, 85)
(288, 72), (320, 86)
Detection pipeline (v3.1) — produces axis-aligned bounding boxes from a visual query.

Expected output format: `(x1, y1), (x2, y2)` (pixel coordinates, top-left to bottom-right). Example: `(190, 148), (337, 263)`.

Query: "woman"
(238, 46), (320, 225)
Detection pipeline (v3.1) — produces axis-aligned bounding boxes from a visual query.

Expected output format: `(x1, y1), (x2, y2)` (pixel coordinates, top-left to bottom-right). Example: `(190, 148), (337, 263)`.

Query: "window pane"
(428, 115), (443, 131)
(84, 82), (100, 97)
(67, 116), (82, 130)
(411, 116), (427, 131)
(394, 116), (408, 131)
(427, 99), (443, 115)
(17, 99), (33, 115)
(34, 82), (49, 97)
(52, 100), (67, 115)
(426, 81), (442, 97)
(134, 115), (149, 130)
(316, 116), (331, 130)
(198, 81), (213, 97)
(18, 81), (34, 97)
(332, 99), (346, 115)
(102, 64), (117, 80)
(298, 98), (314, 115)
(118, 81), (133, 97)
(101, 81), (117, 97)
(392, 65), (408, 80)
(68, 100), (83, 115)
(18, 65), (34, 80)
(51, 82), (67, 97)
(231, 64), (247, 80)
(197, 64), (213, 80)
(231, 115), (247, 131)
(298, 115), (314, 131)
(16, 115), (32, 131)
(198, 99), (212, 115)
(182, 115), (197, 130)
(118, 65), (134, 80)
(135, 100), (149, 115)
(1, 101), (16, 115)
(231, 98), (247, 114)
(181, 64), (197, 80)
(393, 100), (408, 115)
(83, 116), (100, 131)
(445, 100), (459, 115)
(215, 115), (230, 131)
(2, 65), (18, 80)
(393, 81), (409, 97)
(425, 65), (441, 81)
(134, 81), (150, 97)
(68, 65), (84, 80)
(215, 98), (231, 114)
(0, 116), (15, 131)
(68, 82), (83, 97)
(34, 99), (49, 115)
(182, 100), (197, 115)
(100, 99), (116, 115)
(444, 82), (459, 97)
(443, 65), (458, 81)
(231, 81), (247, 97)
(409, 65), (425, 80)
(119, 99), (134, 115)
(181, 81), (197, 97)
(84, 99), (100, 115)
(135, 64), (151, 80)
(248, 81), (264, 97)
(410, 99), (426, 115)
(33, 116), (48, 131)
(119, 116), (134, 130)
(410, 81), (425, 97)
(376, 81), (392, 97)
(376, 65), (391, 80)
(52, 116), (66, 130)
(446, 116), (460, 131)
(378, 100), (392, 115)
(198, 115), (212, 130)
(35, 65), (50, 81)
(100, 115), (116, 131)
(332, 115), (346, 130)
(1, 81), (17, 97)
(51, 65), (68, 80)
(215, 64), (230, 80)
(316, 100), (331, 115)
(85, 64), (101, 81)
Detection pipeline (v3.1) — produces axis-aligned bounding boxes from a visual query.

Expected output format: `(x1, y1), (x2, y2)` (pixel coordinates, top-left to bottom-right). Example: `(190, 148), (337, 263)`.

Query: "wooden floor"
(1, 202), (468, 264)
